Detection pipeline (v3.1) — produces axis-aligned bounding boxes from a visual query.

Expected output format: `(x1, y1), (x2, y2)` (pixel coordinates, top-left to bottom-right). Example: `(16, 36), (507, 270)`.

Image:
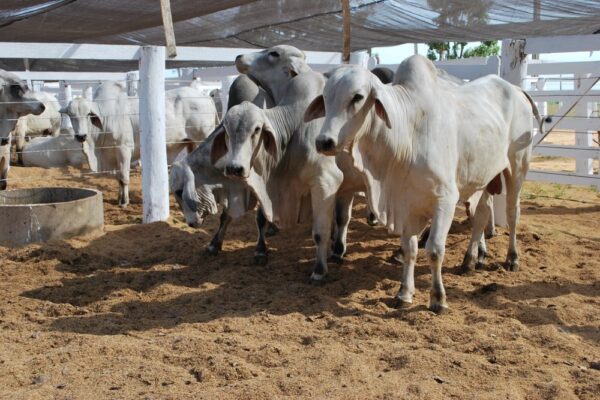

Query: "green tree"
(427, 40), (499, 61)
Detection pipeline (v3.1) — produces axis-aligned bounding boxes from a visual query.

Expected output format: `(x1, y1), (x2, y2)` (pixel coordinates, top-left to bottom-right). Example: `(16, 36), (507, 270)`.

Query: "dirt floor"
(0, 165), (599, 400)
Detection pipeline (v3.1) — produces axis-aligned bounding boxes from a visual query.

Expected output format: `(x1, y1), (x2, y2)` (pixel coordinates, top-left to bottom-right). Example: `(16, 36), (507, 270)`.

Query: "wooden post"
(496, 39), (528, 228)
(59, 80), (73, 129)
(160, 0), (177, 58)
(341, 0), (351, 63)
(139, 46), (169, 223)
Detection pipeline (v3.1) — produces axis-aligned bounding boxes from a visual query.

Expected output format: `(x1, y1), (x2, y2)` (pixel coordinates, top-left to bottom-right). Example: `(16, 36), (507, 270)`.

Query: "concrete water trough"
(0, 187), (104, 247)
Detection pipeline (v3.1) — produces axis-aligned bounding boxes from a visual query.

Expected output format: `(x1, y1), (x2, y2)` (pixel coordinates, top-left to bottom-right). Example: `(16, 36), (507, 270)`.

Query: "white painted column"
(59, 81), (73, 129)
(139, 46), (169, 223)
(221, 74), (238, 111)
(126, 71), (139, 97)
(83, 86), (94, 101)
(575, 75), (594, 176)
(496, 39), (529, 227)
(32, 81), (44, 92)
(349, 51), (370, 68)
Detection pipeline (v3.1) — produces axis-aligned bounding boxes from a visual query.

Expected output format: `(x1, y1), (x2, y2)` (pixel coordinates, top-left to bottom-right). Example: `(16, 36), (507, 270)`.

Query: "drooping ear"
(288, 57), (310, 78)
(304, 95), (325, 123)
(210, 125), (228, 165)
(261, 120), (277, 159)
(89, 110), (102, 129)
(371, 90), (392, 129)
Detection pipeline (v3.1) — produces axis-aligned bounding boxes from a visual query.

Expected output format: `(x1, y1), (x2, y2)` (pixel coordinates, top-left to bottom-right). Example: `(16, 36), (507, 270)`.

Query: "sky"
(373, 42), (600, 64)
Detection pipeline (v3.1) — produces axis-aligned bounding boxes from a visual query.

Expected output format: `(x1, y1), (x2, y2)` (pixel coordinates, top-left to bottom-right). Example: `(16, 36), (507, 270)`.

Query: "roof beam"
(525, 34), (600, 54)
(160, 0), (177, 58)
(0, 42), (341, 64)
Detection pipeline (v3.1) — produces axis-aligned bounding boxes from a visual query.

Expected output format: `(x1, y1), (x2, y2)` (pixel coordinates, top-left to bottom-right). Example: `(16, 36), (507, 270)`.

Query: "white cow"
(63, 82), (218, 206)
(306, 55), (540, 312)
(211, 70), (342, 272)
(0, 70), (46, 189)
(21, 128), (90, 168)
(12, 91), (61, 165)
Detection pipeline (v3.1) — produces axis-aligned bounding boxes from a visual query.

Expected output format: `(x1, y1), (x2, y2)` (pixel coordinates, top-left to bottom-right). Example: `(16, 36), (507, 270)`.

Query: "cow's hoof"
(485, 229), (497, 239)
(309, 273), (326, 285)
(254, 252), (268, 266)
(475, 261), (485, 270)
(119, 203), (128, 209)
(265, 223), (279, 237)
(329, 253), (344, 264)
(507, 261), (519, 272)
(393, 297), (412, 309)
(205, 245), (220, 256)
(367, 213), (378, 226)
(389, 249), (404, 265)
(429, 303), (449, 315)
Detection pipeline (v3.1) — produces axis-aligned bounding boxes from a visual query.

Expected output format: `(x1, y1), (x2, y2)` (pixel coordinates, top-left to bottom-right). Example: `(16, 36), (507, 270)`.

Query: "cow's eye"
(351, 94), (364, 103)
(268, 51), (280, 58)
(10, 84), (24, 98)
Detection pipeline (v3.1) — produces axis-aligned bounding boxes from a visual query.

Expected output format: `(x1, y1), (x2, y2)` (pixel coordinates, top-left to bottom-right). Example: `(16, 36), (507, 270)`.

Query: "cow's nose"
(0, 138), (9, 146)
(38, 104), (46, 113)
(315, 137), (336, 153)
(235, 55), (242, 62)
(225, 164), (245, 177)
(75, 134), (87, 143)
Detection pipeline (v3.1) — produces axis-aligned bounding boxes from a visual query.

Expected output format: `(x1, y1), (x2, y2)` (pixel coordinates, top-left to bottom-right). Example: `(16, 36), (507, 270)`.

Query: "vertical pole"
(496, 39), (528, 228)
(221, 75), (238, 111)
(83, 86), (94, 102)
(341, 0), (351, 63)
(575, 74), (593, 176)
(349, 51), (369, 68)
(59, 81), (73, 130)
(139, 46), (169, 223)
(127, 71), (139, 97)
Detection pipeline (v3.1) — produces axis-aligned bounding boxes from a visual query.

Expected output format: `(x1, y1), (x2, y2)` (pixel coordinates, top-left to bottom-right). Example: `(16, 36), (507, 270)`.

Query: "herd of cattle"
(0, 45), (542, 313)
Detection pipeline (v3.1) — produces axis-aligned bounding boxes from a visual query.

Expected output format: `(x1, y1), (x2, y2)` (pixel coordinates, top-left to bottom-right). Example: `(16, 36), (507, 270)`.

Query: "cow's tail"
(522, 90), (546, 136)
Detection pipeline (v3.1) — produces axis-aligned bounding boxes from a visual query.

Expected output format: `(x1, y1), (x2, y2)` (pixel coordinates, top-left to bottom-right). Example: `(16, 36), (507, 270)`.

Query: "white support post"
(31, 80), (44, 92)
(83, 86), (94, 101)
(58, 80), (73, 129)
(575, 75), (594, 176)
(126, 71), (139, 97)
(349, 51), (370, 68)
(496, 39), (528, 228)
(139, 46), (169, 223)
(221, 74), (238, 111)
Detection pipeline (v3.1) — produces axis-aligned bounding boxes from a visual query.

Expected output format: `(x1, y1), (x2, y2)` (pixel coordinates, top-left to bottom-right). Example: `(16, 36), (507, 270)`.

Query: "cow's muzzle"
(0, 138), (9, 146)
(225, 163), (246, 179)
(75, 134), (87, 143)
(315, 137), (337, 155)
(235, 55), (249, 73)
(0, 180), (6, 191)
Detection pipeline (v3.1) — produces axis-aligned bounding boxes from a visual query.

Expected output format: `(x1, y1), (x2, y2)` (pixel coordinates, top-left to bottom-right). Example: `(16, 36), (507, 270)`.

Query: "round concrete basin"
(0, 187), (104, 247)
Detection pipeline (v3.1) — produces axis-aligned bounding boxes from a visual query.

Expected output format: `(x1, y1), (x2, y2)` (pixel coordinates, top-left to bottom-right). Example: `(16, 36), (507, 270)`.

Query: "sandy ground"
(0, 165), (599, 400)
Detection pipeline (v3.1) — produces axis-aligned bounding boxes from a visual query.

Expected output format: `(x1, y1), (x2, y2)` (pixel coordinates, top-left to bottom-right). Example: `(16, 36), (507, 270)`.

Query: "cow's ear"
(210, 125), (228, 165)
(304, 95), (325, 122)
(371, 89), (391, 129)
(89, 110), (102, 129)
(261, 121), (277, 159)
(287, 57), (310, 78)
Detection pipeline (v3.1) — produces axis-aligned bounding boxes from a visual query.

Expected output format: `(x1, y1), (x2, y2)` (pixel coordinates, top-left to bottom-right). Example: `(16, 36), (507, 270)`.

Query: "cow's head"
(60, 97), (101, 171)
(235, 45), (311, 102)
(169, 160), (218, 227)
(305, 65), (391, 155)
(210, 103), (277, 180)
(0, 71), (45, 139)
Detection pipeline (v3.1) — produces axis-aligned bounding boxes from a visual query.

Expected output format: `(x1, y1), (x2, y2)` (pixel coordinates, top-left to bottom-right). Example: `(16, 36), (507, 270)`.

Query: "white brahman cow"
(12, 91), (61, 165)
(305, 55), (539, 313)
(21, 128), (90, 169)
(0, 70), (46, 189)
(63, 82), (218, 206)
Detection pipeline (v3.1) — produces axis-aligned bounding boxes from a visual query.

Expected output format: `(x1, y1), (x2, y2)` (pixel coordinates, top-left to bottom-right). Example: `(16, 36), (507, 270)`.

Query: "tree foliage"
(427, 40), (499, 61)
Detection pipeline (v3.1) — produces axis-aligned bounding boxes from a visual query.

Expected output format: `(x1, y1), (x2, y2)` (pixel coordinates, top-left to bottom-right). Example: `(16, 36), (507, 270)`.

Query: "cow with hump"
(0, 69), (46, 190)
(305, 55), (539, 313)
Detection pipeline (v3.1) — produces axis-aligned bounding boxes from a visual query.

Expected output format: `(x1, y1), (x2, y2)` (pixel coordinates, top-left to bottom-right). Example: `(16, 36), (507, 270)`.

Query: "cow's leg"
(309, 171), (342, 282)
(484, 196), (496, 238)
(206, 211), (232, 255)
(460, 191), (492, 273)
(116, 147), (132, 207)
(505, 171), (524, 271)
(395, 233), (418, 307)
(425, 196), (457, 314)
(330, 192), (354, 264)
(254, 208), (269, 265)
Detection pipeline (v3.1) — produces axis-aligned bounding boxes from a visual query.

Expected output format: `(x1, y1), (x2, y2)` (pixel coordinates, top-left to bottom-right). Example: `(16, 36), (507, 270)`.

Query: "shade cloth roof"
(1, 0), (599, 71)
